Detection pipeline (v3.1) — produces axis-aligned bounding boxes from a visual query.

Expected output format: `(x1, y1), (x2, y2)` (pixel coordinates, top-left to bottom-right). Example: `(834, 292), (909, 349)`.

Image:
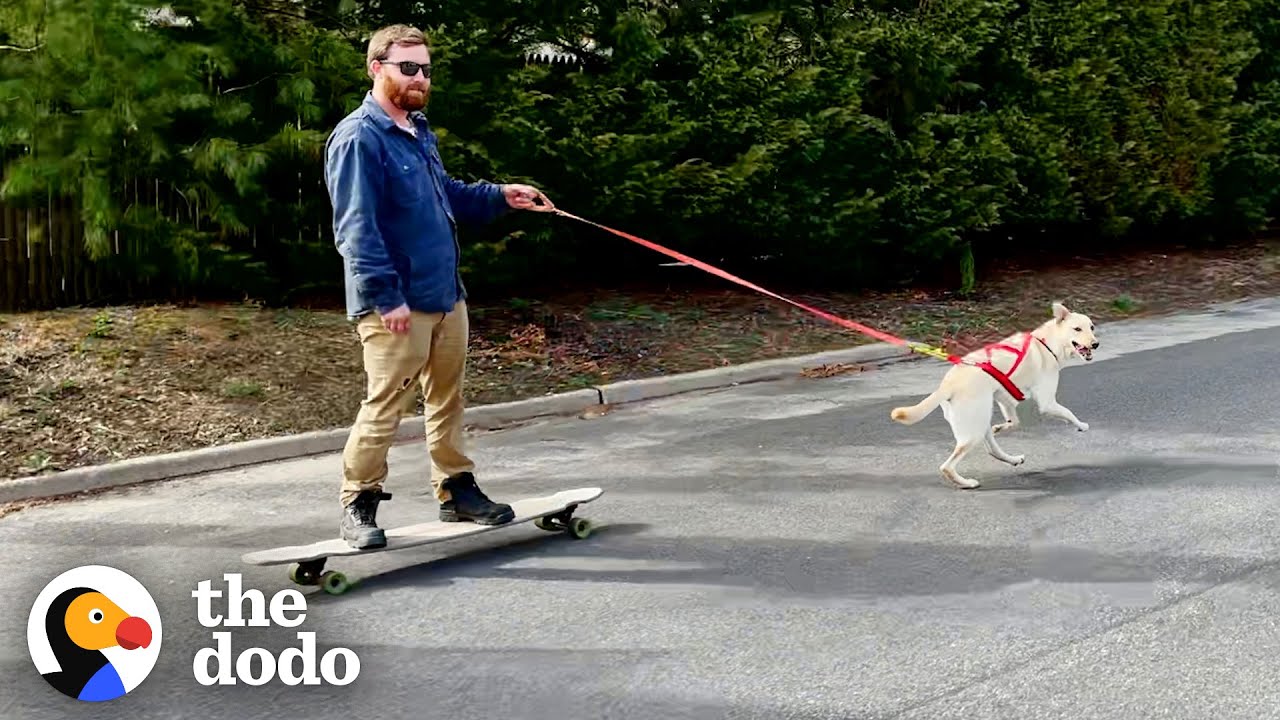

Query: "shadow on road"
(976, 457), (1277, 499)
(302, 511), (1277, 606)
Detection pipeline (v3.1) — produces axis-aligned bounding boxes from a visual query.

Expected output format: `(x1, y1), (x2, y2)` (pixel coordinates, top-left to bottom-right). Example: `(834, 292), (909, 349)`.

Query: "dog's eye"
(1074, 327), (1082, 332)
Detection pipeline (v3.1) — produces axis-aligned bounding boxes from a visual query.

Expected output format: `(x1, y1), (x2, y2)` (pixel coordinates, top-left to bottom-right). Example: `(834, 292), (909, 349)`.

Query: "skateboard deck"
(241, 487), (602, 595)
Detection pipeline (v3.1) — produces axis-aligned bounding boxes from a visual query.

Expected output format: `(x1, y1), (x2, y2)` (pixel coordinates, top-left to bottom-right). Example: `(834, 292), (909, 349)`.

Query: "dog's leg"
(938, 394), (989, 489)
(1039, 400), (1089, 432)
(939, 441), (981, 489)
(992, 394), (1020, 435)
(1033, 376), (1089, 432)
(984, 425), (1025, 466)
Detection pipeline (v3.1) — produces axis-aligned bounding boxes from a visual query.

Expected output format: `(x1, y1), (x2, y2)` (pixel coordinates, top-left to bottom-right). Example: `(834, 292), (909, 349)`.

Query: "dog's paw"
(942, 473), (981, 490)
(1076, 421), (1090, 432)
(1010, 454), (1025, 466)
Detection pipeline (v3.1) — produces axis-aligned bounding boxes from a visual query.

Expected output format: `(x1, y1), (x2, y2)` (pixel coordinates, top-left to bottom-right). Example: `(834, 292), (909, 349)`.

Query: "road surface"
(3, 298), (1280, 719)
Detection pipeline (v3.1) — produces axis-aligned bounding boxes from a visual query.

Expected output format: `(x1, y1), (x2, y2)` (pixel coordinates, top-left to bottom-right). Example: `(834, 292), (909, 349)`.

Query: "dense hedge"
(2, 0), (1279, 305)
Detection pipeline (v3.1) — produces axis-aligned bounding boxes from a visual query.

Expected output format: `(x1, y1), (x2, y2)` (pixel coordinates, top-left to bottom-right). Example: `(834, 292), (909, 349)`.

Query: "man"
(323, 24), (555, 550)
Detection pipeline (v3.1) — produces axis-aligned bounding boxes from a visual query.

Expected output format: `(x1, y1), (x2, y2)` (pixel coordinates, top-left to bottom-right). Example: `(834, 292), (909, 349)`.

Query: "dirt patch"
(0, 303), (367, 477)
(3, 238), (1280, 480)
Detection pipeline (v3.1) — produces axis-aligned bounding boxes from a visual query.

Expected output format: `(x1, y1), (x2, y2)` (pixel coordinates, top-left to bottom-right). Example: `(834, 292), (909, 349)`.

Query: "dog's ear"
(1052, 301), (1070, 322)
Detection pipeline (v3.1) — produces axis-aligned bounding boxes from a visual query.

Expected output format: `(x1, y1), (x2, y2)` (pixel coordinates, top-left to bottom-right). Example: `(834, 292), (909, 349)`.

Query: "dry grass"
(4, 238), (1280, 480)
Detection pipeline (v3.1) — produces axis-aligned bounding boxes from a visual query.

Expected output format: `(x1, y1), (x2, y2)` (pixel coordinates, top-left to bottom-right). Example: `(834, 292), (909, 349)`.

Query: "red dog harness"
(967, 332), (1055, 402)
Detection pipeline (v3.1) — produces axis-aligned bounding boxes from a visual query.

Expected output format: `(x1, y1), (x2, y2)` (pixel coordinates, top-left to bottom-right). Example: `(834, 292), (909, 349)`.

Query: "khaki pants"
(340, 300), (473, 507)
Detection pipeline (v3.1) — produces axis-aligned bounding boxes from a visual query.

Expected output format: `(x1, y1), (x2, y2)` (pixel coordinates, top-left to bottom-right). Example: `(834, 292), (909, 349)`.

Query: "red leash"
(551, 208), (1040, 400)
(552, 209), (951, 355)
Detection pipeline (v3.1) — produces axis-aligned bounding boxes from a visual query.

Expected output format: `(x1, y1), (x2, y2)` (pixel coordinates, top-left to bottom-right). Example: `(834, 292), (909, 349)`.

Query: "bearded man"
(323, 24), (554, 549)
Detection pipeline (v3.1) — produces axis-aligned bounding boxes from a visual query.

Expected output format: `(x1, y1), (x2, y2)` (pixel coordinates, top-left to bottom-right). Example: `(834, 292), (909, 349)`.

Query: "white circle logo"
(27, 565), (163, 702)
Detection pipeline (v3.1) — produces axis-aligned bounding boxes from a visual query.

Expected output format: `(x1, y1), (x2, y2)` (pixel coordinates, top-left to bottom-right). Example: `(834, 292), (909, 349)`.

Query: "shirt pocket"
(386, 161), (430, 207)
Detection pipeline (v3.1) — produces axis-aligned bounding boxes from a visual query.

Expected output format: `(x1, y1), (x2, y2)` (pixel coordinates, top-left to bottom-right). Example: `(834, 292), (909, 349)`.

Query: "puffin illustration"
(41, 586), (153, 702)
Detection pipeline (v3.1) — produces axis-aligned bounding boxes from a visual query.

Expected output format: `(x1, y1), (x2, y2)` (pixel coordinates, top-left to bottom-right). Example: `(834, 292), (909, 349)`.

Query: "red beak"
(115, 616), (152, 650)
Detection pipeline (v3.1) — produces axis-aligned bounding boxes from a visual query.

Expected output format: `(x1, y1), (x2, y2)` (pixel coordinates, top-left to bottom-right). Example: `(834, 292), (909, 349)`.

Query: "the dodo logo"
(26, 565), (162, 702)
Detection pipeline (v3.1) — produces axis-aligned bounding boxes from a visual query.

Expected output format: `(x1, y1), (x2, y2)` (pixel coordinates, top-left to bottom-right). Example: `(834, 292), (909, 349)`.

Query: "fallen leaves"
(579, 403), (615, 419)
(800, 363), (865, 379)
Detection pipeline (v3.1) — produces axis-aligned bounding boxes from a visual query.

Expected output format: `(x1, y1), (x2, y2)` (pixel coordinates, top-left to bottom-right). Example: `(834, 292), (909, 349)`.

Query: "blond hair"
(366, 24), (428, 78)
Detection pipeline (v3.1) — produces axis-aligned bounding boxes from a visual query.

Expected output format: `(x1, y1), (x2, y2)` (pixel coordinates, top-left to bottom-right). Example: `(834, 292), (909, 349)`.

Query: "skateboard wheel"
(320, 571), (350, 596)
(535, 517), (559, 532)
(568, 517), (592, 539)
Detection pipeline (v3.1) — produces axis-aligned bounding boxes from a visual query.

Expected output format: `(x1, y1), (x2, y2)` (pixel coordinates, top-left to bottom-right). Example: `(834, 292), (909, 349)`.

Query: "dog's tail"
(890, 389), (947, 425)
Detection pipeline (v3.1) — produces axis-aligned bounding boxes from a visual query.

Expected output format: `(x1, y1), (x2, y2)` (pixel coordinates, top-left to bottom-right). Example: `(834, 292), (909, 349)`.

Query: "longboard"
(241, 487), (603, 595)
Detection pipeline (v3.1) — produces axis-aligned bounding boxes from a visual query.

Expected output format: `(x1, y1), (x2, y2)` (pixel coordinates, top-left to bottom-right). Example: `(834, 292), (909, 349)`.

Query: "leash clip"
(907, 342), (951, 361)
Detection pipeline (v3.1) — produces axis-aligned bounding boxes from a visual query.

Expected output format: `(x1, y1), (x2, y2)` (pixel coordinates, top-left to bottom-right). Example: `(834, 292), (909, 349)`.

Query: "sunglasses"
(380, 60), (432, 78)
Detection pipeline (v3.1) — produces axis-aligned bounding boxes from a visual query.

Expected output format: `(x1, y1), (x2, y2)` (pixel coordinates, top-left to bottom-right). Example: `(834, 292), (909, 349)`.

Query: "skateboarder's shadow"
(305, 521), (652, 599)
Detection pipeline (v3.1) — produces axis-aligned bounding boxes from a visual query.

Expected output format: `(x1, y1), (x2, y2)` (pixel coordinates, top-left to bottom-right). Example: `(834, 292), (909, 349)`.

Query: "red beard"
(387, 79), (429, 112)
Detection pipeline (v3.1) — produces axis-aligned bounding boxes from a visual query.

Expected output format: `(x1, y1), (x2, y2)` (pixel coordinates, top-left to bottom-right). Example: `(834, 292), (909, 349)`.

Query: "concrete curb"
(0, 343), (915, 505)
(458, 388), (604, 431)
(597, 342), (912, 405)
(0, 388), (607, 506)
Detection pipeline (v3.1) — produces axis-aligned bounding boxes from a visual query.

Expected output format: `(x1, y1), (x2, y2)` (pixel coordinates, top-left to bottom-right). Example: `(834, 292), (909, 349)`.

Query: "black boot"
(341, 490), (392, 549)
(438, 473), (514, 525)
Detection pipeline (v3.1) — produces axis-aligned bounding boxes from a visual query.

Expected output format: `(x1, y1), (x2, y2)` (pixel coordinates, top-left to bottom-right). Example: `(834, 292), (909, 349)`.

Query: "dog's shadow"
(976, 456), (1276, 503)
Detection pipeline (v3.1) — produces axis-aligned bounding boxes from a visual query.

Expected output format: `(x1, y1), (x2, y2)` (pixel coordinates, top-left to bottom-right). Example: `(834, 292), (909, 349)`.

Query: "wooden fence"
(0, 179), (333, 313)
(0, 194), (124, 312)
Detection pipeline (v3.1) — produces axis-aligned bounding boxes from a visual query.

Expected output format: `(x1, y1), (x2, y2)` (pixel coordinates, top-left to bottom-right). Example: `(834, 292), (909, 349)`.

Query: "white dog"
(889, 301), (1099, 489)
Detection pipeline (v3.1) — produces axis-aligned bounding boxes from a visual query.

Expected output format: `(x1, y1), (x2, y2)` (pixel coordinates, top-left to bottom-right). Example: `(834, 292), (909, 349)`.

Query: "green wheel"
(535, 517), (559, 532)
(568, 517), (592, 539)
(320, 571), (350, 596)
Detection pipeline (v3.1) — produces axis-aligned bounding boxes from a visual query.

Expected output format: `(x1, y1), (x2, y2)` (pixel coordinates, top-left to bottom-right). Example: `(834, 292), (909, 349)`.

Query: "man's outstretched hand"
(501, 183), (556, 212)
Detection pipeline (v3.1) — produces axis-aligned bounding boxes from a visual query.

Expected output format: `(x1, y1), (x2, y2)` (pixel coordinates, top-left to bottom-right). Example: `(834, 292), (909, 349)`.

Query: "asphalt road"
(4, 298), (1280, 719)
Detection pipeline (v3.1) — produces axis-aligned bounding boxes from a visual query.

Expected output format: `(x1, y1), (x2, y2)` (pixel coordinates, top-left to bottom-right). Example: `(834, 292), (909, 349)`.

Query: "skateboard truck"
(532, 502), (592, 538)
(289, 560), (347, 595)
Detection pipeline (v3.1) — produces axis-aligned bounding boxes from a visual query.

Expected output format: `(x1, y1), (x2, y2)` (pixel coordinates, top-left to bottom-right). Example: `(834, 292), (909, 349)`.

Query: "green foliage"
(2, 0), (1280, 307)
(0, 0), (366, 299)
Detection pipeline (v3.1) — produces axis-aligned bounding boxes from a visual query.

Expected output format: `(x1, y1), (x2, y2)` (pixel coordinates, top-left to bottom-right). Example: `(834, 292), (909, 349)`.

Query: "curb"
(596, 342), (912, 405)
(458, 388), (603, 431)
(0, 343), (916, 505)
(0, 388), (606, 506)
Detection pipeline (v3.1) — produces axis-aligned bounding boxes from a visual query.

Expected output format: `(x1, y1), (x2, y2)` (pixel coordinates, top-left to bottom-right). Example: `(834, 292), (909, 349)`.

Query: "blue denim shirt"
(324, 92), (510, 319)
